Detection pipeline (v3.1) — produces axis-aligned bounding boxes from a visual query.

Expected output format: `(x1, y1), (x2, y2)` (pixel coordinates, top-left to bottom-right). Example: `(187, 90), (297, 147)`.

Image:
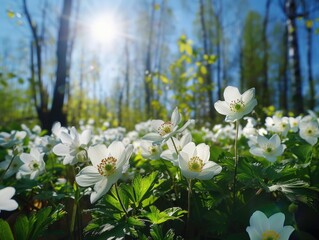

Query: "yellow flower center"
(262, 230), (280, 240)
(158, 122), (173, 136)
(97, 156), (117, 176)
(29, 160), (39, 170)
(148, 146), (157, 154)
(188, 156), (204, 172)
(229, 99), (245, 112)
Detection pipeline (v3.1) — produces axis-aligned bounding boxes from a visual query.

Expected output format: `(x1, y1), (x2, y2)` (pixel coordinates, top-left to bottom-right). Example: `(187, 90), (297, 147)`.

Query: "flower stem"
(115, 183), (128, 218)
(232, 120), (240, 213)
(170, 137), (179, 155)
(187, 178), (192, 221)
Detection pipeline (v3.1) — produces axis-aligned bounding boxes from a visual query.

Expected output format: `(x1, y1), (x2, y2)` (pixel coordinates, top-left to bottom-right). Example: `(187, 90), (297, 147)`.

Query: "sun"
(89, 15), (120, 45)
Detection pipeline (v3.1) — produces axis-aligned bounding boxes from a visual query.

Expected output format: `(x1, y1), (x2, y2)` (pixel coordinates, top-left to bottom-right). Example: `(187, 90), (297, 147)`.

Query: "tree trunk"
(280, 27), (289, 112)
(199, 0), (214, 120)
(51, 0), (73, 127)
(285, 0), (304, 114)
(144, 0), (156, 118)
(262, 0), (271, 106)
(305, 20), (315, 109)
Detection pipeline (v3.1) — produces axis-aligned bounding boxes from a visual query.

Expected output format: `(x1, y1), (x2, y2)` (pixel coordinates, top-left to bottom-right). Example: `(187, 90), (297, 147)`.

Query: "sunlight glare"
(90, 15), (120, 45)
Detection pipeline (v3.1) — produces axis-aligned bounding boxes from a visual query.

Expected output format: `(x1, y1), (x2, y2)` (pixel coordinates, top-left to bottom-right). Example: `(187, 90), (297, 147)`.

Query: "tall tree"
(199, 0), (215, 120)
(261, 0), (271, 107)
(284, 0), (304, 114)
(23, 0), (73, 130)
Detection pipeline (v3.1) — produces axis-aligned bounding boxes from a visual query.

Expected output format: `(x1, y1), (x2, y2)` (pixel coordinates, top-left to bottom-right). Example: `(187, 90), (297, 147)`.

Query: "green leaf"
(0, 219), (14, 240)
(150, 224), (163, 240)
(131, 172), (158, 207)
(144, 206), (186, 225)
(14, 215), (30, 240)
(200, 65), (207, 75)
(127, 217), (145, 227)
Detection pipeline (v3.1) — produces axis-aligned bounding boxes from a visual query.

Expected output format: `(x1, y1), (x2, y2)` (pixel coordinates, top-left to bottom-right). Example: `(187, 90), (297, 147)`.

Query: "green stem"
(187, 179), (192, 221)
(232, 120), (240, 212)
(170, 137), (179, 155)
(115, 183), (128, 218)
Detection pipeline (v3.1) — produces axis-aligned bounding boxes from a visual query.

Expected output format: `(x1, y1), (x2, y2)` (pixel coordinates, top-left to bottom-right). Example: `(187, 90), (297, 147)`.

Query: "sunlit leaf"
(306, 20), (313, 29)
(200, 65), (207, 75)
(0, 219), (14, 240)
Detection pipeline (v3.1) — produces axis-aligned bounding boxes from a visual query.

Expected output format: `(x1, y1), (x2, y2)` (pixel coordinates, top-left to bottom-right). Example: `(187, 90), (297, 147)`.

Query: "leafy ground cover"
(0, 86), (318, 240)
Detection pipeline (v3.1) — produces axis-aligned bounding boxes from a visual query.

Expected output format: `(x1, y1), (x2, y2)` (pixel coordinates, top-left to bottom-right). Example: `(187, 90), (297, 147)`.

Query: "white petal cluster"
(53, 127), (92, 165)
(299, 116), (319, 146)
(246, 210), (294, 240)
(143, 107), (194, 144)
(249, 134), (285, 162)
(17, 148), (45, 179)
(75, 141), (133, 203)
(178, 142), (222, 180)
(214, 86), (257, 122)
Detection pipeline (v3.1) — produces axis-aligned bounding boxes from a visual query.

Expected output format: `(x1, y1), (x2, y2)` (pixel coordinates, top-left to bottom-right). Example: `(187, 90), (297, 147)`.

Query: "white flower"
(52, 127), (91, 165)
(246, 210), (294, 240)
(178, 142), (222, 180)
(160, 132), (192, 166)
(299, 120), (319, 146)
(17, 148), (45, 179)
(265, 116), (290, 137)
(0, 187), (18, 212)
(249, 134), (285, 162)
(143, 107), (194, 144)
(214, 86), (257, 122)
(140, 140), (162, 160)
(0, 131), (27, 148)
(75, 141), (133, 203)
(288, 116), (301, 132)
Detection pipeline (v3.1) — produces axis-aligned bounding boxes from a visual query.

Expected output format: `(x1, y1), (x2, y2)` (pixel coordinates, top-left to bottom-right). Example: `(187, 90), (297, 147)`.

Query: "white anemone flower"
(246, 210), (294, 240)
(265, 116), (290, 137)
(17, 148), (45, 179)
(288, 116), (301, 133)
(75, 141), (133, 204)
(160, 132), (192, 166)
(143, 107), (194, 144)
(0, 187), (18, 212)
(0, 131), (27, 148)
(214, 86), (257, 122)
(53, 127), (91, 165)
(178, 142), (222, 180)
(140, 140), (162, 160)
(299, 120), (319, 146)
(249, 134), (285, 162)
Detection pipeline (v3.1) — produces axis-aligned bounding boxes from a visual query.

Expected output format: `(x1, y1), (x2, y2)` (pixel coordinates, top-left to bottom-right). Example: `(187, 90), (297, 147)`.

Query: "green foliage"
(0, 219), (14, 240)
(0, 206), (65, 240)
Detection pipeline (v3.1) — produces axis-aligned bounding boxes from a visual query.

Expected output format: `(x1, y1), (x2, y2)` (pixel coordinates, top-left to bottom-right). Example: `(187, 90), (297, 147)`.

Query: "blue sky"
(1, 0), (318, 100)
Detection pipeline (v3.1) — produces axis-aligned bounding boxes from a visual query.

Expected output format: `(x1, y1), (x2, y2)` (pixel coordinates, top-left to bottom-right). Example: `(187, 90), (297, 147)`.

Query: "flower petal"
(242, 88), (255, 103)
(279, 226), (295, 240)
(80, 129), (91, 145)
(53, 144), (70, 156)
(151, 120), (164, 132)
(142, 133), (163, 143)
(249, 211), (269, 234)
(246, 226), (260, 240)
(171, 107), (181, 126)
(269, 212), (285, 233)
(214, 101), (232, 115)
(181, 142), (196, 157)
(88, 144), (108, 167)
(90, 178), (112, 204)
(108, 141), (125, 161)
(76, 166), (102, 187)
(224, 86), (241, 102)
(19, 153), (33, 164)
(196, 143), (210, 162)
